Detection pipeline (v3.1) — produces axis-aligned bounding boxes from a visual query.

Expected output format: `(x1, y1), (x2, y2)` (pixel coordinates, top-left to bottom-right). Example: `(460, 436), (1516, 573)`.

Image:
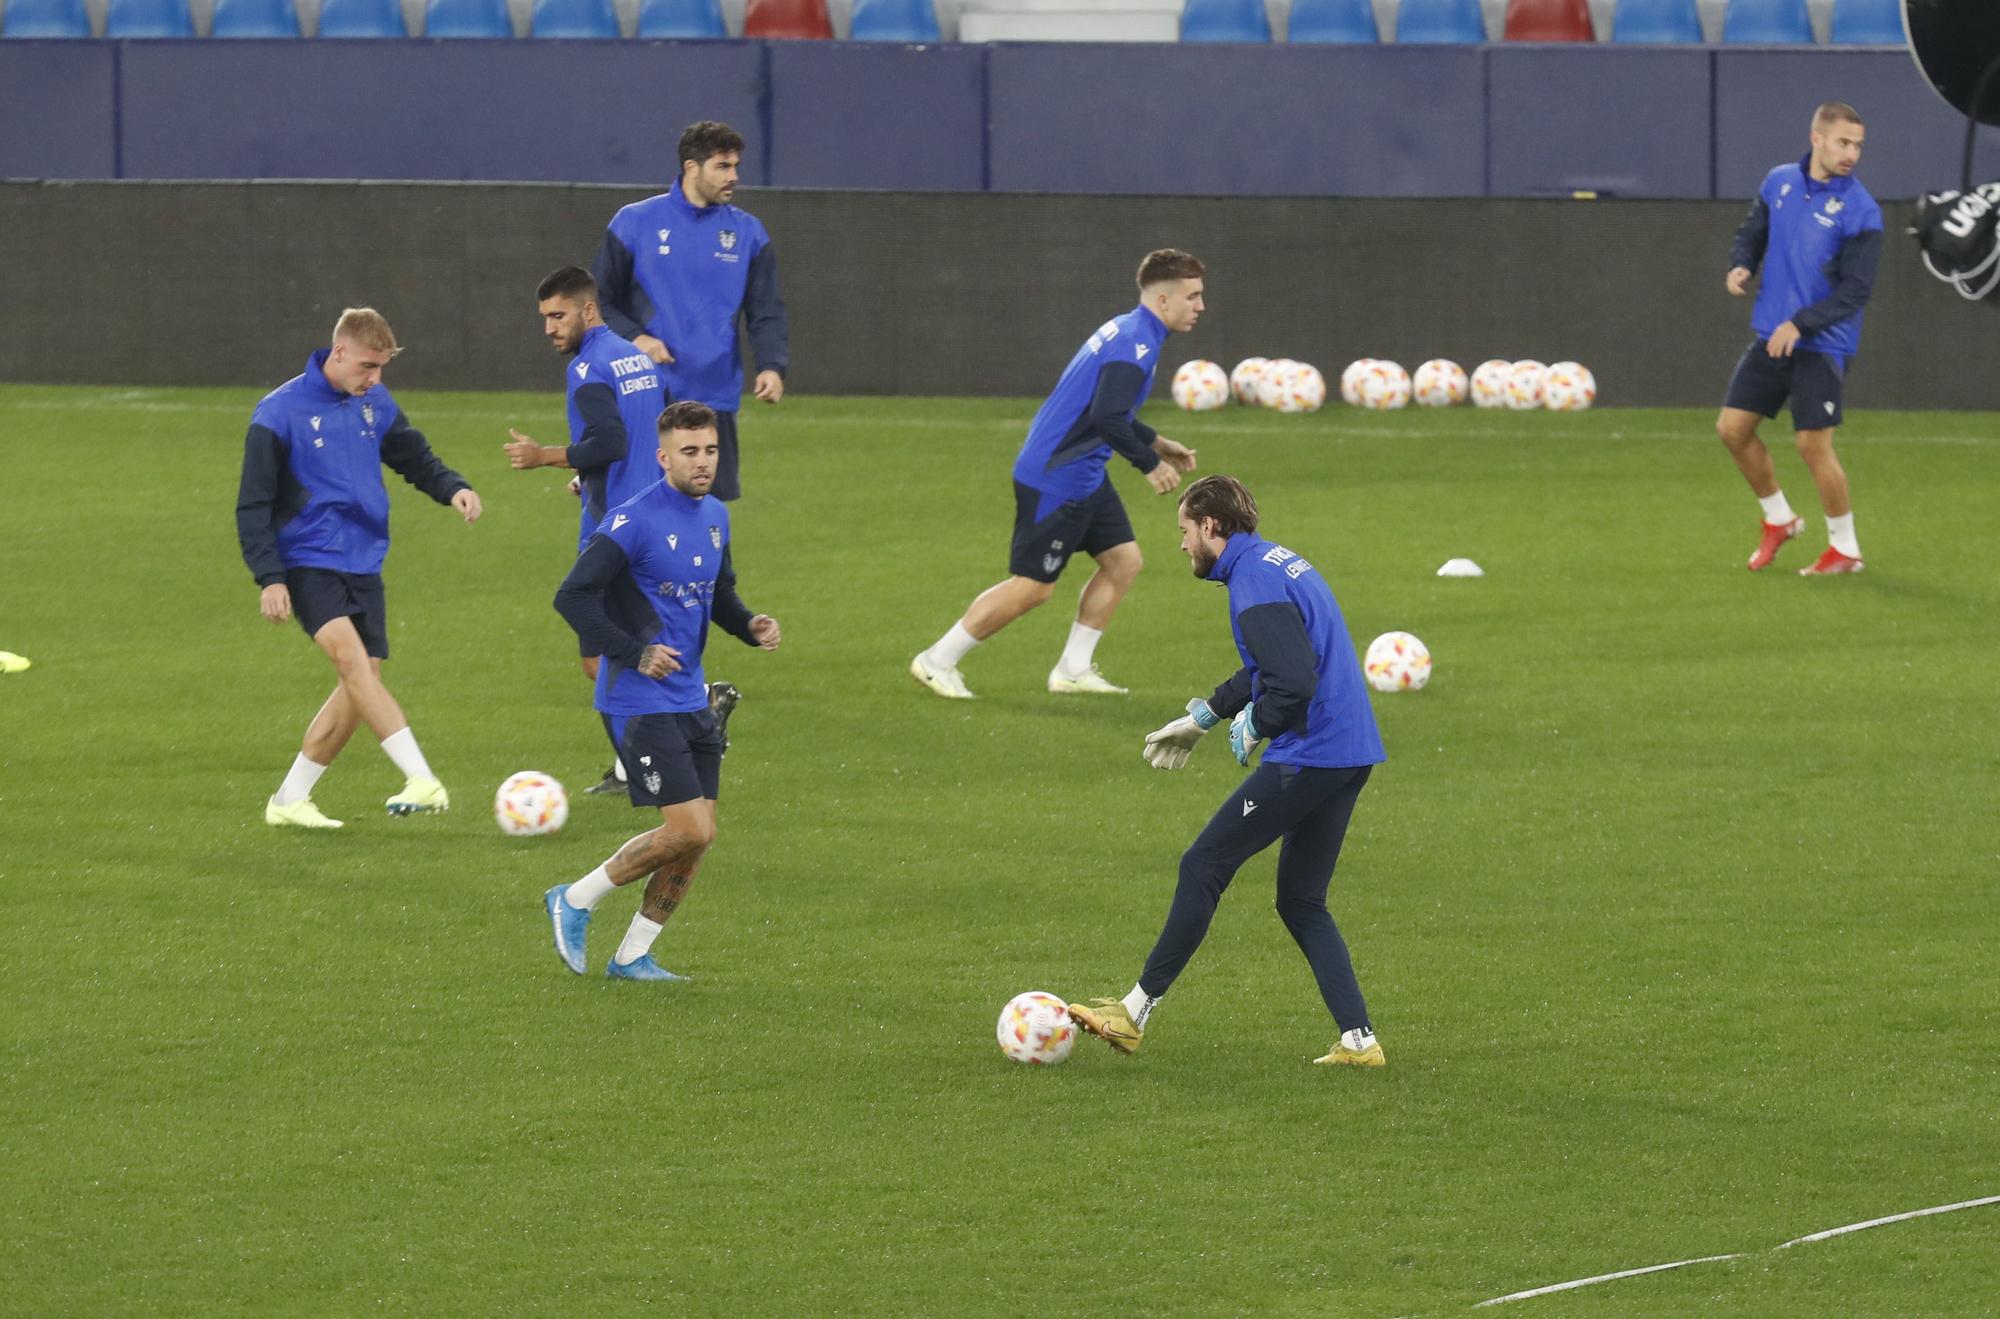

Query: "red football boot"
(1799, 546), (1864, 576)
(1746, 516), (1805, 571)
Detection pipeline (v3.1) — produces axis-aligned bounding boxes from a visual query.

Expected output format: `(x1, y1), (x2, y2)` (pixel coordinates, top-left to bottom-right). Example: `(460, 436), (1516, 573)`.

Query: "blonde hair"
(332, 307), (401, 355)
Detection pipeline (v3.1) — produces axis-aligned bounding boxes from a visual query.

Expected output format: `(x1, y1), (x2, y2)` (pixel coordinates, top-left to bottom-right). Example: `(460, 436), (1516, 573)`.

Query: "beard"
(1188, 547), (1217, 579)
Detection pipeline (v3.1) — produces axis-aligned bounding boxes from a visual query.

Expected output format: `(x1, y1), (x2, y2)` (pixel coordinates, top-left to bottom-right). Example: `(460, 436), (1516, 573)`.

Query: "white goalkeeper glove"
(1142, 698), (1220, 770)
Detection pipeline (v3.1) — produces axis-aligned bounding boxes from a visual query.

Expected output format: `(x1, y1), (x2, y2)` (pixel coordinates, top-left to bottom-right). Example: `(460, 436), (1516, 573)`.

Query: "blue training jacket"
(1012, 303), (1170, 505)
(1732, 154), (1885, 361)
(566, 323), (667, 550)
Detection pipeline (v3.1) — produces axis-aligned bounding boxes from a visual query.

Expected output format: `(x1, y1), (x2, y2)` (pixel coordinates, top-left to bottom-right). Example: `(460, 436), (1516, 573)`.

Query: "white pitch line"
(1775, 1193), (2000, 1249)
(1473, 1253), (1745, 1306)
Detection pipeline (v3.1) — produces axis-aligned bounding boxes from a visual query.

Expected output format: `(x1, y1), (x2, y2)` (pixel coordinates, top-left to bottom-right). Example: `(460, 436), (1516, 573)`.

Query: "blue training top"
(1740, 154), (1884, 362)
(1012, 303), (1171, 503)
(567, 323), (667, 549)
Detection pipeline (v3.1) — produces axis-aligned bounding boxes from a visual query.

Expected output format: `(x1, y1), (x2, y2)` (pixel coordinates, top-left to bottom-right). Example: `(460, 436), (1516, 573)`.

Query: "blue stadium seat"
(425, 0), (511, 35)
(2, 0), (92, 35)
(1290, 0), (1380, 42)
(1611, 0), (1701, 41)
(1829, 0), (1902, 44)
(851, 0), (939, 41)
(1722, 0), (1813, 42)
(212, 0), (301, 36)
(1396, 0), (1485, 42)
(531, 0), (617, 35)
(317, 0), (405, 34)
(636, 0), (724, 37)
(1181, 0), (1272, 42)
(104, 0), (194, 35)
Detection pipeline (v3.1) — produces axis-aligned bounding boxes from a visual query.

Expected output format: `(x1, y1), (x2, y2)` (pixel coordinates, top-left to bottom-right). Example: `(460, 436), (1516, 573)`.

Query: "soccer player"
(909, 249), (1204, 700)
(593, 120), (789, 503)
(1719, 101), (1883, 576)
(236, 308), (481, 829)
(545, 401), (780, 981)
(1067, 475), (1388, 1067)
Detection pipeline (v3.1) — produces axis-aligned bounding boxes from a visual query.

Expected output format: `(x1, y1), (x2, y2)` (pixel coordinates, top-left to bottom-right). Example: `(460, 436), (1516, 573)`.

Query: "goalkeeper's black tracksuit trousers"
(1139, 760), (1373, 1032)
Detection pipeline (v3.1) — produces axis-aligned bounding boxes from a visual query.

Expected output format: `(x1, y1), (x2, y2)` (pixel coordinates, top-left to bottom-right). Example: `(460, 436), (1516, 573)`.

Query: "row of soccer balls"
(1171, 357), (1598, 413)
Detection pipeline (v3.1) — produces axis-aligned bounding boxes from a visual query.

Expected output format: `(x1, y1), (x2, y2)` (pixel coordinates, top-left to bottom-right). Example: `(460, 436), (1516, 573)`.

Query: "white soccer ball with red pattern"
(494, 770), (569, 837)
(1230, 357), (1270, 406)
(1357, 360), (1412, 411)
(1413, 359), (1468, 407)
(1339, 359), (1376, 407)
(1254, 358), (1301, 409)
(1543, 361), (1597, 411)
(1505, 360), (1548, 411)
(996, 991), (1076, 1065)
(1171, 359), (1230, 412)
(1272, 362), (1327, 413)
(1470, 359), (1512, 408)
(1363, 631), (1432, 694)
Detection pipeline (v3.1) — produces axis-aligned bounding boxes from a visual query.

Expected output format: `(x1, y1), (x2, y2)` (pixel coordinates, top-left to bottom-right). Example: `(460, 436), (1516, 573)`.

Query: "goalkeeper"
(1068, 476), (1389, 1068)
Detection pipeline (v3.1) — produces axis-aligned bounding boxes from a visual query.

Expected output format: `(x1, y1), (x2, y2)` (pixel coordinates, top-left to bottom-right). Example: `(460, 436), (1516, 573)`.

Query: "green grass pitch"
(2, 385), (1997, 1316)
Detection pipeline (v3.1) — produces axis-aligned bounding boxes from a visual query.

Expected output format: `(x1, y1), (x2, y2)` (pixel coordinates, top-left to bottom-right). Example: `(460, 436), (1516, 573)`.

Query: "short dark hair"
(679, 121), (746, 175)
(1137, 249), (1205, 290)
(1813, 101), (1863, 130)
(1179, 475), (1259, 538)
(659, 399), (719, 434)
(536, 266), (597, 304)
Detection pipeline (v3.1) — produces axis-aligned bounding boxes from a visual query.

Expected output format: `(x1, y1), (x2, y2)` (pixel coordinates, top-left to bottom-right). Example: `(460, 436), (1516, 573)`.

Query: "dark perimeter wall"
(3, 180), (1996, 409)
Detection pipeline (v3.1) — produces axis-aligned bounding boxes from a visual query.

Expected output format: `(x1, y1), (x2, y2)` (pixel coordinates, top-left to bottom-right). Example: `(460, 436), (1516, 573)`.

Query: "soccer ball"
(1339, 359), (1376, 407)
(1413, 359), (1468, 407)
(996, 991), (1076, 1065)
(1171, 359), (1230, 412)
(1229, 357), (1270, 406)
(1272, 362), (1327, 413)
(1544, 361), (1597, 411)
(1469, 359), (1512, 409)
(1357, 360), (1411, 411)
(1505, 360), (1548, 411)
(1255, 358), (1301, 409)
(1363, 632), (1432, 693)
(494, 770), (569, 837)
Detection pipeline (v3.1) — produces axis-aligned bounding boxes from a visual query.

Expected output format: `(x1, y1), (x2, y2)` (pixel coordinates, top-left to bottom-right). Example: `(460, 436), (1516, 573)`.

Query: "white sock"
(564, 864), (616, 912)
(1827, 512), (1861, 559)
(379, 727), (435, 782)
(928, 621), (979, 670)
(614, 913), (664, 966)
(1758, 491), (1798, 526)
(1121, 983), (1159, 1029)
(613, 758), (628, 784)
(1056, 622), (1104, 677)
(1341, 1026), (1377, 1049)
(273, 753), (328, 807)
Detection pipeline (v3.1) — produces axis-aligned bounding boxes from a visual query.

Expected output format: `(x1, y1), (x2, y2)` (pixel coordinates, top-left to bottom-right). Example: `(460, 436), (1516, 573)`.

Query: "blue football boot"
(606, 953), (687, 983)
(544, 884), (590, 975)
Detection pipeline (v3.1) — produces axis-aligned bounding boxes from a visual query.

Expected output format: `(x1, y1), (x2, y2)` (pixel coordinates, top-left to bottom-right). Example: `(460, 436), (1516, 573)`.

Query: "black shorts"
(1723, 340), (1847, 430)
(286, 567), (388, 659)
(610, 710), (724, 807)
(1008, 479), (1136, 583)
(713, 409), (741, 503)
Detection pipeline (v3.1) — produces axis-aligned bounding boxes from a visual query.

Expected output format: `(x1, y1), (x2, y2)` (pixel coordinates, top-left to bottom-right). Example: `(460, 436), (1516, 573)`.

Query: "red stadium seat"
(743, 0), (831, 38)
(1503, 0), (1594, 40)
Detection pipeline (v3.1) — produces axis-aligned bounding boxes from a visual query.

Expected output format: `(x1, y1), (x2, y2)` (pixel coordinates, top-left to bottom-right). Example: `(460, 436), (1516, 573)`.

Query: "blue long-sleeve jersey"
(566, 323), (667, 549)
(593, 183), (790, 413)
(1202, 532), (1385, 771)
(1730, 154), (1884, 362)
(1012, 303), (1170, 504)
(235, 349), (469, 584)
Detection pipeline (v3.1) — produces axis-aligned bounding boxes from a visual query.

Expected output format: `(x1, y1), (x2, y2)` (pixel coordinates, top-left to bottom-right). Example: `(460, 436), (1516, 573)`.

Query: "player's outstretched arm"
(1141, 698), (1219, 770)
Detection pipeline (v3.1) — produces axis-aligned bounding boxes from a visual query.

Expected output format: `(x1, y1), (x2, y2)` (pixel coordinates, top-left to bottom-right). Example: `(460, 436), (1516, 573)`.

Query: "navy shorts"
(286, 567), (388, 659)
(1723, 340), (1847, 430)
(713, 409), (741, 503)
(610, 710), (724, 808)
(1008, 479), (1136, 583)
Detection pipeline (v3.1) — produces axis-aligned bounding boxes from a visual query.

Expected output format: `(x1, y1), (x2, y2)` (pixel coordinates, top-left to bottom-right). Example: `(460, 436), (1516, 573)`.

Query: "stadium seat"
(425, 0), (510, 34)
(1289, 0), (1381, 42)
(1503, 0), (1593, 40)
(1395, 0), (1486, 42)
(317, 0), (405, 33)
(851, 0), (940, 41)
(1181, 0), (1271, 41)
(532, 0), (618, 36)
(1722, 0), (1813, 42)
(742, 0), (831, 38)
(212, 0), (301, 36)
(1611, 0), (1701, 42)
(1829, 0), (1902, 44)
(636, 0), (725, 36)
(2, 0), (92, 35)
(104, 0), (194, 35)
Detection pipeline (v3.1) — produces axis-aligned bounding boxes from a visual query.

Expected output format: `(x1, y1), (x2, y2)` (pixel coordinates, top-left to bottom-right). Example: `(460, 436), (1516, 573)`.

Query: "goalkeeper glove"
(1228, 704), (1264, 766)
(1141, 698), (1220, 771)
